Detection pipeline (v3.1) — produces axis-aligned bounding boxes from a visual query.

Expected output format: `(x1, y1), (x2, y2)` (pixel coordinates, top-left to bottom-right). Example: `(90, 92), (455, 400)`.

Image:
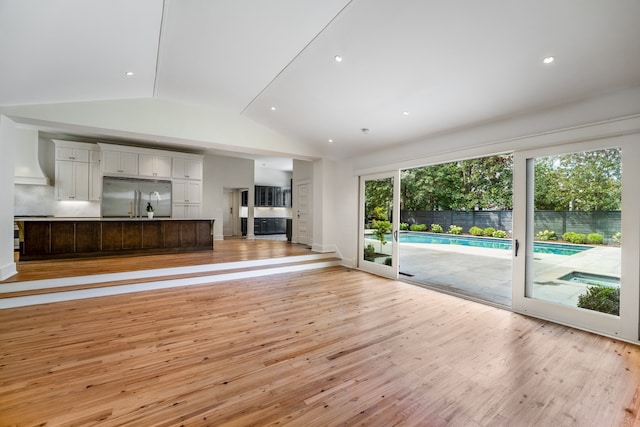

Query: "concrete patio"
(386, 240), (621, 308)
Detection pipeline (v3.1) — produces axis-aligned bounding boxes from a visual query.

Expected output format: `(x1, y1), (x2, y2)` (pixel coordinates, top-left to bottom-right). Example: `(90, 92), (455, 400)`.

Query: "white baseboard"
(0, 261), (17, 281)
(311, 243), (337, 253)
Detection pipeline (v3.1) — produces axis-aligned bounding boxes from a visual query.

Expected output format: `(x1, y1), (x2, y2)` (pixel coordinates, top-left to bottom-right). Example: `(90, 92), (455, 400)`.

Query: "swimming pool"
(395, 232), (592, 256)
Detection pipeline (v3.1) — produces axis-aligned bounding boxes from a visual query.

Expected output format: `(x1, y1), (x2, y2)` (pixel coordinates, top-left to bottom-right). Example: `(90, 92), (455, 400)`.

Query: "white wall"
(203, 154), (254, 240)
(254, 167), (291, 187)
(0, 115), (17, 280)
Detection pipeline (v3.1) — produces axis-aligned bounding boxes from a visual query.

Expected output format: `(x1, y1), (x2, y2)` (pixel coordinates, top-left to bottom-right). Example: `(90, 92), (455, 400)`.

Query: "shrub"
(431, 224), (443, 233)
(409, 223), (427, 231)
(612, 232), (621, 243)
(577, 285), (620, 316)
(482, 227), (495, 237)
(384, 257), (392, 266)
(492, 230), (507, 238)
(364, 243), (375, 260)
(587, 233), (604, 244)
(536, 229), (557, 241)
(448, 225), (462, 235)
(563, 232), (587, 244)
(399, 222), (409, 230)
(469, 226), (483, 236)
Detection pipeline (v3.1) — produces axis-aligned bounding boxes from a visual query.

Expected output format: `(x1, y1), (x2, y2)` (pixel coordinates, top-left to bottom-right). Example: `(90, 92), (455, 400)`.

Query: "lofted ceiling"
(1, 0), (640, 162)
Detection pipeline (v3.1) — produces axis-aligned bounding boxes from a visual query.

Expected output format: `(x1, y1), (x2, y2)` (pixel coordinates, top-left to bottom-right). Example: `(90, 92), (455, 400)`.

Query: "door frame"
(512, 136), (639, 342)
(358, 171), (400, 279)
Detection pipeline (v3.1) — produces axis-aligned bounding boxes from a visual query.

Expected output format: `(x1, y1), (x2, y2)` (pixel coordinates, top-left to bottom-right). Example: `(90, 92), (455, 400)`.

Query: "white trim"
(0, 261), (17, 281)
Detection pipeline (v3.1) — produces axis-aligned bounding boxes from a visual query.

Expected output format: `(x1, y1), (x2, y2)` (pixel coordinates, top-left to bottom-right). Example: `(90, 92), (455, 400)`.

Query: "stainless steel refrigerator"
(101, 177), (172, 218)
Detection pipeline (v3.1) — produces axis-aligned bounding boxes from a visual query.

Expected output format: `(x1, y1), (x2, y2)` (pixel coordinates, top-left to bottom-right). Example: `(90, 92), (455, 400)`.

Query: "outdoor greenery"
(612, 232), (621, 243)
(364, 243), (376, 261)
(431, 224), (443, 233)
(577, 285), (620, 316)
(536, 229), (557, 241)
(400, 223), (409, 230)
(401, 155), (513, 211)
(492, 230), (507, 238)
(398, 149), (620, 212)
(448, 225), (463, 235)
(469, 226), (483, 236)
(409, 223), (427, 231)
(562, 231), (588, 244)
(534, 148), (621, 211)
(587, 233), (604, 244)
(372, 220), (392, 252)
(482, 227), (495, 237)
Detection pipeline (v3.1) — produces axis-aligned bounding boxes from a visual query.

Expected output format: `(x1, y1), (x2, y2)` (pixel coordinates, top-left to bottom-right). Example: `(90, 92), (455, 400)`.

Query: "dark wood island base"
(17, 219), (214, 261)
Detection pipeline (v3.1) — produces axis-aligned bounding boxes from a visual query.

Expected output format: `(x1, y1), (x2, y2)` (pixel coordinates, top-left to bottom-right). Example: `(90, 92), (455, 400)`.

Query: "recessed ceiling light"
(361, 128), (370, 134)
(270, 106), (276, 111)
(543, 56), (554, 64)
(328, 139), (334, 143)
(403, 111), (410, 116)
(334, 55), (343, 63)
(125, 71), (134, 76)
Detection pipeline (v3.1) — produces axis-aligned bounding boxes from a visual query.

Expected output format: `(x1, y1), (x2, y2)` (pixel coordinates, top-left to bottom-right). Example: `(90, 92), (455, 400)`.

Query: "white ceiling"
(1, 0), (640, 162)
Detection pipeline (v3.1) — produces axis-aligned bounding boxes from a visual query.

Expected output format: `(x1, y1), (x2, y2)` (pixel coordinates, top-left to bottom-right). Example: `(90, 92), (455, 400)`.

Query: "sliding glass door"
(359, 172), (400, 279)
(513, 138), (639, 341)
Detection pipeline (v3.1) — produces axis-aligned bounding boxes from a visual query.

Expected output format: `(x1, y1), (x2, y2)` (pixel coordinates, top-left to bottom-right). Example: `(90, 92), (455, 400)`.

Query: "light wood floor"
(1, 264), (639, 425)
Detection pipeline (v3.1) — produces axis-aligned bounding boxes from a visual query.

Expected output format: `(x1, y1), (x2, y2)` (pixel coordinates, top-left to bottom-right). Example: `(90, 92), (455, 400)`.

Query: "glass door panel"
(359, 172), (399, 279)
(527, 148), (621, 314)
(512, 138), (638, 342)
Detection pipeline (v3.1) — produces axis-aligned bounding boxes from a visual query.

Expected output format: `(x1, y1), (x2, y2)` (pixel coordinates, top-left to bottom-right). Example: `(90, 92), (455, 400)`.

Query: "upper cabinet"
(172, 157), (203, 180)
(53, 140), (95, 201)
(139, 154), (172, 178)
(255, 186), (291, 207)
(102, 150), (139, 176)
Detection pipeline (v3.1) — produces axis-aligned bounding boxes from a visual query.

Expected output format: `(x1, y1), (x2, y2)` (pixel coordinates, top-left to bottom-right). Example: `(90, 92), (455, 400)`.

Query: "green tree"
(534, 148), (621, 211)
(401, 154), (513, 211)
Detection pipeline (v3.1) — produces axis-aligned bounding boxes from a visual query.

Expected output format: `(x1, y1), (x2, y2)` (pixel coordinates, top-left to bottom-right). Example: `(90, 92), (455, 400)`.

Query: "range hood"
(14, 128), (50, 186)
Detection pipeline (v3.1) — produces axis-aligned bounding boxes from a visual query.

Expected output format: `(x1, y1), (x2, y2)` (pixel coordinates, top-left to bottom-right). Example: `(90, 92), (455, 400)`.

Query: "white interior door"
(512, 137), (639, 342)
(296, 180), (311, 245)
(359, 171), (400, 279)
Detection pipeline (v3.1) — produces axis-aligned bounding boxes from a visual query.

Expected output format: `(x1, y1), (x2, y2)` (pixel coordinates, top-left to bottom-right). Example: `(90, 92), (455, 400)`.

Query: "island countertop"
(15, 216), (215, 222)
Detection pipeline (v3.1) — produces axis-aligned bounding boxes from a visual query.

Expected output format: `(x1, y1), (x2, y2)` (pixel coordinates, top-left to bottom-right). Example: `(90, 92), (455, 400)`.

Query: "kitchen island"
(15, 218), (214, 261)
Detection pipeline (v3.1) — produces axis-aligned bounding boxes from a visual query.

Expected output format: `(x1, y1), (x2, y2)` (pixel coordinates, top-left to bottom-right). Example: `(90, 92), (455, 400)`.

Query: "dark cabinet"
(253, 217), (287, 235)
(241, 190), (248, 207)
(254, 186), (291, 207)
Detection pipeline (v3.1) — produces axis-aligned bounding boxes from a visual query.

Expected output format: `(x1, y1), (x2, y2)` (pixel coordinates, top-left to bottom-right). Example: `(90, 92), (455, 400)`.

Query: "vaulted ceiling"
(1, 0), (639, 161)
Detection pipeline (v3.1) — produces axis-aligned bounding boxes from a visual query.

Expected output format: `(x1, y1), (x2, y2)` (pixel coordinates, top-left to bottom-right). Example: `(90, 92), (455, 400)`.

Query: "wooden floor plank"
(1, 266), (639, 426)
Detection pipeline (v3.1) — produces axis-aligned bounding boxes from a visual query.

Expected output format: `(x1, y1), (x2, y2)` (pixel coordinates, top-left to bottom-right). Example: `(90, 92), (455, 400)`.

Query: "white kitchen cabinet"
(89, 162), (102, 201)
(139, 154), (172, 178)
(172, 158), (203, 180)
(173, 180), (201, 204)
(55, 146), (89, 162)
(56, 160), (89, 200)
(172, 204), (202, 219)
(172, 180), (201, 218)
(102, 150), (139, 176)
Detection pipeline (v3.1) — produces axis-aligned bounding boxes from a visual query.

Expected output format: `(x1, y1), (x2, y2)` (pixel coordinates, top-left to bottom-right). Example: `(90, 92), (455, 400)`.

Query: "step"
(0, 254), (342, 309)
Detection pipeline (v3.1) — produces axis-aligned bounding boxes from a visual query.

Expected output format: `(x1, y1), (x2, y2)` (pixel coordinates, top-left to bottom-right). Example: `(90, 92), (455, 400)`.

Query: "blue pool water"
(393, 232), (592, 256)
